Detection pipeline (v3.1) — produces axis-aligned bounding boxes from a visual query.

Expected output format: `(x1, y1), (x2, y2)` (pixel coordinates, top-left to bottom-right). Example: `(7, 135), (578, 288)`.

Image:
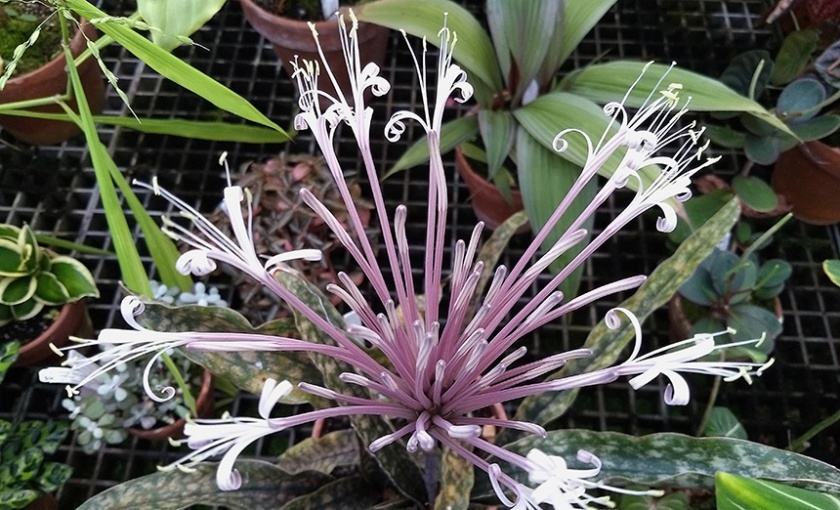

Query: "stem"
(788, 408), (840, 453)
(695, 373), (723, 436)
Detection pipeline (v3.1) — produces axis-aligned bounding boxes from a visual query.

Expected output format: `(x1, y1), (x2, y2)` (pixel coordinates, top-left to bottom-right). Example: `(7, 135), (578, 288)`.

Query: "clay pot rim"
(128, 369), (215, 440)
(15, 300), (88, 367)
(239, 0), (378, 30)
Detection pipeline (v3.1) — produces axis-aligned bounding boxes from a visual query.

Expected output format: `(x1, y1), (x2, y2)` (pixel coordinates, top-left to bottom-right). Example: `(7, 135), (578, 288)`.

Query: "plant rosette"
(771, 140), (840, 225)
(239, 0), (389, 106)
(672, 248), (790, 358)
(0, 7), (105, 145)
(0, 224), (99, 367)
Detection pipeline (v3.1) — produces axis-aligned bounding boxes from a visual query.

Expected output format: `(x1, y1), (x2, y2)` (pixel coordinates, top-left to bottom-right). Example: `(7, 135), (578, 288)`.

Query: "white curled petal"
(176, 250), (217, 276)
(264, 249), (323, 271)
(120, 296), (147, 330)
(655, 203), (678, 232)
(662, 370), (690, 405)
(488, 464), (517, 508)
(258, 379), (293, 420)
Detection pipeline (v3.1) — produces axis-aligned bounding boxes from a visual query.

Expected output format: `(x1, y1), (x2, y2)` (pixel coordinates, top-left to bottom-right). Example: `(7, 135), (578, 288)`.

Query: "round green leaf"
(48, 257), (99, 300)
(777, 78), (825, 122)
(720, 50), (773, 97)
(789, 114), (840, 141)
(744, 133), (782, 165)
(728, 303), (782, 349)
(732, 175), (779, 212)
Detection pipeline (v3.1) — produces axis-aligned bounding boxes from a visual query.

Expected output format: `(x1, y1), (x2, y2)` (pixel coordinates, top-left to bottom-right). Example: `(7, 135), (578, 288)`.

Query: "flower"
(40, 13), (772, 509)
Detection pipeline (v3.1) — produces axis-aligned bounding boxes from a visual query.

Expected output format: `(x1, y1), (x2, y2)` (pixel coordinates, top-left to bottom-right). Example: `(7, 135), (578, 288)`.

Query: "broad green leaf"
(703, 124), (746, 149)
(772, 30), (820, 86)
(49, 256), (99, 300)
(744, 133), (781, 165)
(355, 0), (503, 93)
(728, 303), (781, 347)
(496, 431), (840, 494)
(564, 62), (792, 135)
(516, 128), (594, 298)
(66, 0), (288, 136)
(0, 490), (37, 509)
(559, 0), (618, 65)
(703, 407), (748, 439)
(790, 114), (840, 141)
(277, 430), (360, 475)
(0, 275), (36, 306)
(274, 270), (427, 506)
(478, 110), (516, 181)
(716, 472), (840, 510)
(511, 198), (740, 428)
(384, 115), (478, 177)
(486, 0), (560, 100)
(434, 444), (474, 510)
(732, 175), (779, 212)
(75, 460), (333, 510)
(34, 272), (70, 305)
(137, 0), (226, 51)
(133, 299), (324, 405)
(823, 259), (840, 287)
(778, 78), (825, 121)
(280, 475), (380, 510)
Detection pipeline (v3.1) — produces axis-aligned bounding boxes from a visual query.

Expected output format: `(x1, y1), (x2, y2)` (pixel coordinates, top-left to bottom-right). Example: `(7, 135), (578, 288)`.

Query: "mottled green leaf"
(134, 299), (324, 405)
(511, 199), (740, 429)
(75, 460), (333, 510)
(716, 471), (840, 510)
(619, 491), (689, 510)
(278, 430), (360, 475)
(823, 259), (840, 287)
(497, 431), (840, 494)
(0, 342), (19, 383)
(434, 445), (474, 510)
(280, 475), (380, 510)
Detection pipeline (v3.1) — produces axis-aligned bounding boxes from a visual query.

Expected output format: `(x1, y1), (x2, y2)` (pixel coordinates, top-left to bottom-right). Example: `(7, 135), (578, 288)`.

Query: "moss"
(0, 3), (64, 76)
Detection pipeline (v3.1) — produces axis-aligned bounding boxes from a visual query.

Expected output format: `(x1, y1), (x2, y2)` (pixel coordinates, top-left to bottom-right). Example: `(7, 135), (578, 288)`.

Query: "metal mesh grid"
(1, 0), (839, 505)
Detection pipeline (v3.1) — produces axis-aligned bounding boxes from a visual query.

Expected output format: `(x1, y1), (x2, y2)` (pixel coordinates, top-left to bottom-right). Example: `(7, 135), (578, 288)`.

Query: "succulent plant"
(0, 341), (72, 510)
(0, 224), (99, 327)
(208, 153), (374, 322)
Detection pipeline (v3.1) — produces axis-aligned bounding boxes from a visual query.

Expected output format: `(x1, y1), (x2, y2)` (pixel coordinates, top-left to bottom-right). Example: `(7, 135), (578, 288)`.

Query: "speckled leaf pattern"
(510, 198), (741, 430)
(273, 270), (427, 506)
(279, 475), (380, 510)
(75, 460), (333, 510)
(433, 445), (475, 510)
(496, 431), (840, 495)
(278, 430), (360, 475)
(135, 299), (324, 405)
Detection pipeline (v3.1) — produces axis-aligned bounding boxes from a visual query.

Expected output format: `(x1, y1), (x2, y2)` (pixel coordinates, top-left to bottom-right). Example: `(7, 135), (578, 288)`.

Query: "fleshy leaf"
(777, 78), (825, 122)
(75, 460), (333, 510)
(719, 50), (773, 97)
(279, 475), (380, 510)
(732, 175), (779, 213)
(772, 30), (820, 86)
(716, 472), (840, 510)
(433, 444), (474, 510)
(702, 407), (748, 439)
(34, 272), (70, 305)
(510, 198), (741, 429)
(0, 275), (37, 306)
(48, 256), (99, 300)
(277, 430), (360, 475)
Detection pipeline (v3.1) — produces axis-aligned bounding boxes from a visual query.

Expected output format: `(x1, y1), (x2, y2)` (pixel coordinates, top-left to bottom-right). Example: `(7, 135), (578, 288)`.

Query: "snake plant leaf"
(65, 0), (288, 136)
(478, 110), (516, 181)
(516, 128), (594, 296)
(558, 0), (617, 65)
(277, 430), (360, 476)
(354, 0), (503, 93)
(280, 475), (380, 510)
(702, 407), (748, 439)
(273, 269), (427, 506)
(486, 0), (560, 101)
(492, 431), (840, 495)
(433, 444), (474, 510)
(137, 0), (226, 51)
(563, 62), (792, 135)
(133, 299), (324, 405)
(384, 115), (479, 177)
(49, 256), (99, 300)
(716, 472), (840, 510)
(510, 198), (740, 429)
(75, 460), (333, 510)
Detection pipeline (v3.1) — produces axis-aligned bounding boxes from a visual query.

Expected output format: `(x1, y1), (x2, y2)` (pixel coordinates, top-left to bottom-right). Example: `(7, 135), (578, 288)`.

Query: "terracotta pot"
(771, 141), (840, 225)
(668, 294), (783, 341)
(0, 21), (106, 145)
(128, 370), (215, 441)
(239, 0), (389, 104)
(454, 145), (526, 230)
(14, 300), (93, 368)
